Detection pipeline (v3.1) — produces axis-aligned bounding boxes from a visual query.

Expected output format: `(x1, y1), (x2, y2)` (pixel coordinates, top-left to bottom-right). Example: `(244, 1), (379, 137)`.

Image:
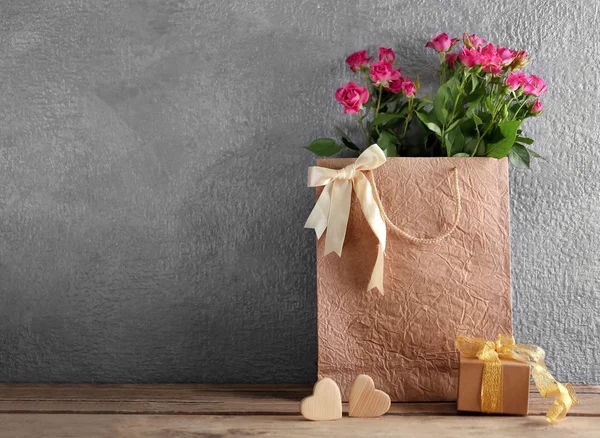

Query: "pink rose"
(346, 50), (372, 72)
(531, 100), (543, 114)
(385, 75), (404, 93)
(445, 53), (459, 68)
(523, 75), (547, 96)
(531, 99), (544, 115)
(482, 63), (502, 74)
(480, 44), (503, 74)
(505, 72), (529, 91)
(497, 47), (517, 65)
(335, 82), (369, 114)
(425, 33), (459, 52)
(479, 44), (498, 59)
(402, 79), (417, 97)
(463, 33), (486, 49)
(378, 47), (396, 63)
(458, 47), (484, 68)
(510, 50), (529, 70)
(370, 60), (401, 87)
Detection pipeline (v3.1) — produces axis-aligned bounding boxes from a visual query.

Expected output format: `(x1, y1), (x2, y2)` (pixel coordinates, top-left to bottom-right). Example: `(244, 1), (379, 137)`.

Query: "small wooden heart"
(300, 377), (342, 421)
(348, 374), (391, 418)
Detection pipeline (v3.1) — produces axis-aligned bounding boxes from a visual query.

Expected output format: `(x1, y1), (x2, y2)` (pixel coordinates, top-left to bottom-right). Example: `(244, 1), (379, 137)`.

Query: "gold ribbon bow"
(305, 144), (387, 294)
(456, 334), (578, 423)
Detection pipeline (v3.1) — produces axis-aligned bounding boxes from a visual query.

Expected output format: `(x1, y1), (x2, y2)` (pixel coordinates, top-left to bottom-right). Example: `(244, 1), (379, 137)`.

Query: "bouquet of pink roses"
(306, 32), (545, 168)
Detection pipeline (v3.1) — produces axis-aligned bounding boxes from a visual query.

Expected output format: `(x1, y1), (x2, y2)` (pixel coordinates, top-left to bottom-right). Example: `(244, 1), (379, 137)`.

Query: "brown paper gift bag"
(312, 156), (513, 402)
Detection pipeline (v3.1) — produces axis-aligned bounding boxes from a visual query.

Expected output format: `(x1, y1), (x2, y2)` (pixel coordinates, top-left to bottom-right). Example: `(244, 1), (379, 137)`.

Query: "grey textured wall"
(0, 0), (597, 384)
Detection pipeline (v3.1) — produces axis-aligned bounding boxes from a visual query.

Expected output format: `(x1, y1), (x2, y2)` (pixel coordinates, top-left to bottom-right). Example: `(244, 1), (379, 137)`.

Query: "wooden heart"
(348, 374), (391, 418)
(300, 378), (342, 421)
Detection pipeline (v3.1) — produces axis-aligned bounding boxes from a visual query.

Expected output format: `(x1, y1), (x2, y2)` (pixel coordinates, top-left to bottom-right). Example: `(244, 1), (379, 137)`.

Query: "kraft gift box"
(457, 354), (530, 415)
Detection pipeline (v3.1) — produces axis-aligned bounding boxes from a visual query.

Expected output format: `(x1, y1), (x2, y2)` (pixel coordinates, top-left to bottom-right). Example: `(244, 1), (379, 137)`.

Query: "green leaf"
(373, 110), (408, 126)
(509, 103), (521, 118)
(458, 118), (477, 137)
(478, 112), (493, 126)
(472, 113), (483, 126)
(433, 77), (458, 124)
(415, 97), (433, 110)
(470, 75), (479, 93)
(464, 88), (484, 104)
(446, 127), (465, 156)
(464, 137), (478, 155)
(335, 128), (360, 152)
(484, 95), (494, 112)
(516, 136), (534, 145)
(508, 143), (530, 168)
(440, 108), (449, 124)
(377, 130), (399, 157)
(416, 111), (442, 136)
(466, 95), (484, 118)
(527, 148), (544, 159)
(341, 136), (360, 152)
(305, 138), (342, 157)
(446, 118), (461, 132)
(485, 120), (521, 159)
(453, 153), (470, 157)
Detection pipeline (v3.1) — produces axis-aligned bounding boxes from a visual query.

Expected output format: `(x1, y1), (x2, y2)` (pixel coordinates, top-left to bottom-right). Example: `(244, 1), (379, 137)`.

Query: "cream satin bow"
(305, 144), (387, 294)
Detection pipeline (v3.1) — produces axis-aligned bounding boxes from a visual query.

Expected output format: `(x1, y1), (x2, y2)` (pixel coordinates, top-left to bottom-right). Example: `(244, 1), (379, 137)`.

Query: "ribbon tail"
(544, 383), (577, 423)
(532, 364), (579, 423)
(324, 179), (352, 257)
(353, 174), (386, 294)
(367, 244), (385, 295)
(304, 183), (333, 239)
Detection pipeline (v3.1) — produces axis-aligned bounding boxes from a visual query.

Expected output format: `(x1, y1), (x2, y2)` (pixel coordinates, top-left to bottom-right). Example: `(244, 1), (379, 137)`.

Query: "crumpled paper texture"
(315, 157), (513, 402)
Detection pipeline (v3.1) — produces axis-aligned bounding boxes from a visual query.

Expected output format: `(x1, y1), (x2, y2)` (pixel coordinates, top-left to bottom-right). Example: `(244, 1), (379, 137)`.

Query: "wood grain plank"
(0, 384), (596, 416)
(1, 414), (599, 438)
(0, 384), (313, 400)
(1, 384), (597, 400)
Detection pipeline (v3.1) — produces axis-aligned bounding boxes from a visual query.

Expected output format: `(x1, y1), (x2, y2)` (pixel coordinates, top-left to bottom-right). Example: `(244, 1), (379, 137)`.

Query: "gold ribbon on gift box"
(456, 334), (579, 423)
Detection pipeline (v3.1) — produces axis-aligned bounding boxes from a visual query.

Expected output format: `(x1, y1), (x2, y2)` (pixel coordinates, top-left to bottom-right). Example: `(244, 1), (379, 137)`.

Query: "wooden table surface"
(0, 384), (598, 437)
